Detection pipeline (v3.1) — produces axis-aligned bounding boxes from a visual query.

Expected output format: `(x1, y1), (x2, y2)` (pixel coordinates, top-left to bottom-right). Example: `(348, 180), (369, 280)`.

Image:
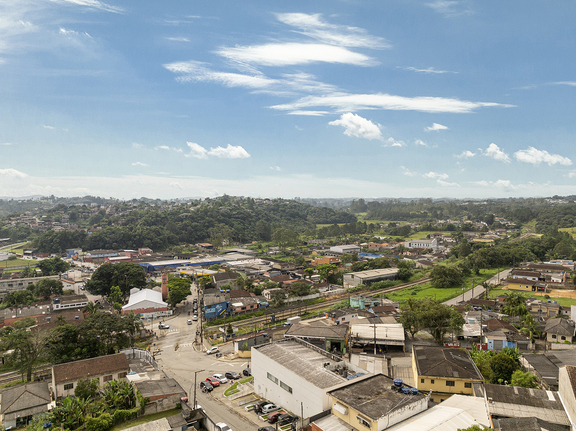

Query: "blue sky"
(1, 0), (576, 200)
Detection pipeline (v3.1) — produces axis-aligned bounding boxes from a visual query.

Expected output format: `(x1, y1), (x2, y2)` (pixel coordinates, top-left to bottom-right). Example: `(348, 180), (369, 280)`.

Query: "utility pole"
(373, 323), (377, 355)
(193, 369), (204, 409)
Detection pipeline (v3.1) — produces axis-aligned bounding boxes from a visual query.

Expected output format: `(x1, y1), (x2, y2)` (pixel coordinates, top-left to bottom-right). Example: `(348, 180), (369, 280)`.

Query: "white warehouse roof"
(123, 289), (167, 310)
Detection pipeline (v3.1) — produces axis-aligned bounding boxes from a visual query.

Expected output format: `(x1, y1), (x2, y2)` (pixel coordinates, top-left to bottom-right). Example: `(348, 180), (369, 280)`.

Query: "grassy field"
(384, 268), (501, 305)
(488, 288), (576, 307)
(0, 242), (31, 254)
(0, 258), (36, 268)
(560, 227), (576, 239)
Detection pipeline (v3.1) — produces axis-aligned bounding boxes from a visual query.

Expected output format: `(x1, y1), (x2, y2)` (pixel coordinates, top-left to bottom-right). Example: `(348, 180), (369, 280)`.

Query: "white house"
(404, 238), (438, 251)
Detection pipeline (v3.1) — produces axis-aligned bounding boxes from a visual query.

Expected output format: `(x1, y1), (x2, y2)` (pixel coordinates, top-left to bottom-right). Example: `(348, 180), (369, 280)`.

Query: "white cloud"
(169, 182), (183, 189)
(456, 150), (475, 158)
(403, 66), (457, 74)
(423, 171), (449, 180)
(42, 124), (55, 129)
(166, 37), (190, 42)
(294, 126), (303, 131)
(426, 1), (473, 16)
(483, 143), (510, 163)
(568, 172), (576, 178)
(287, 110), (329, 116)
(208, 144), (250, 159)
(270, 166), (281, 171)
(425, 123), (449, 131)
(185, 142), (208, 159)
(475, 179), (516, 190)
(401, 166), (417, 177)
(385, 137), (406, 147)
(549, 81), (576, 87)
(437, 180), (460, 187)
(164, 60), (276, 89)
(155, 145), (170, 150)
(216, 43), (376, 67)
(49, 0), (123, 13)
(1, 142), (13, 146)
(132, 142), (143, 149)
(328, 113), (383, 141)
(514, 147), (572, 166)
(0, 168), (28, 178)
(275, 13), (389, 49)
(271, 93), (514, 114)
(415, 139), (428, 147)
(131, 162), (148, 167)
(58, 27), (91, 38)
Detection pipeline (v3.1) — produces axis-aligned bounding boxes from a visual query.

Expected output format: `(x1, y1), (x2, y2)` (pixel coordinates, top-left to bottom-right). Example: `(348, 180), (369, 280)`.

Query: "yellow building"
(325, 374), (428, 431)
(412, 346), (483, 403)
(506, 277), (547, 293)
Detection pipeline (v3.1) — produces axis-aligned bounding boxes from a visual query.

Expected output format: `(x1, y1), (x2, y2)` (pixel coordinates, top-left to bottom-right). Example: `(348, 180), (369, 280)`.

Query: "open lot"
(0, 258), (35, 268)
(489, 288), (576, 307)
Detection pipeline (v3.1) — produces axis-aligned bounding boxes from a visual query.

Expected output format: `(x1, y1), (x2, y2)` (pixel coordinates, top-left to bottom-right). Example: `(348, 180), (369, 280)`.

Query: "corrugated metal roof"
(386, 406), (479, 431)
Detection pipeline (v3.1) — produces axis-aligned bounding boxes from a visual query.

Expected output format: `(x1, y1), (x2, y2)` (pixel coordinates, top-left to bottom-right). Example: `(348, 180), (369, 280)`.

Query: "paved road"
(154, 289), (258, 431)
(443, 269), (511, 306)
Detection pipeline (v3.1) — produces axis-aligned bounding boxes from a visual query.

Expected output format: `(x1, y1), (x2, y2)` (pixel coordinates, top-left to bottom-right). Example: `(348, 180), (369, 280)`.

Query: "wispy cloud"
(59, 27), (91, 38)
(437, 179), (460, 187)
(328, 113), (383, 141)
(549, 81), (576, 87)
(166, 37), (190, 42)
(384, 137), (406, 147)
(155, 145), (170, 150)
(424, 171), (449, 180)
(425, 123), (449, 131)
(132, 142), (143, 149)
(164, 60), (277, 89)
(402, 66), (457, 74)
(271, 93), (514, 114)
(216, 43), (376, 68)
(475, 179), (516, 190)
(401, 166), (417, 177)
(270, 166), (281, 171)
(514, 147), (572, 166)
(131, 162), (148, 167)
(287, 110), (329, 116)
(185, 142), (250, 159)
(42, 124), (55, 129)
(482, 143), (510, 163)
(1, 142), (13, 146)
(0, 168), (28, 178)
(49, 0), (123, 13)
(456, 150), (475, 159)
(426, 1), (473, 16)
(415, 139), (428, 147)
(275, 13), (390, 49)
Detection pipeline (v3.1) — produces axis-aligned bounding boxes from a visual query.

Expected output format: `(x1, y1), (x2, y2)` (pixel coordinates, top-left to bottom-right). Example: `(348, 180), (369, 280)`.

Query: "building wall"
(144, 392), (185, 415)
(547, 332), (574, 343)
(558, 367), (576, 431)
(251, 347), (329, 418)
(54, 370), (128, 398)
(507, 281), (535, 292)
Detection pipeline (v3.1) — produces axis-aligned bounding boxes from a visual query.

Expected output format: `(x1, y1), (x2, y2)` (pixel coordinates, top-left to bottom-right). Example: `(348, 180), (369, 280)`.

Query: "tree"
(37, 257), (70, 276)
(227, 323), (234, 336)
(34, 278), (64, 300)
(108, 285), (123, 313)
(1, 328), (48, 381)
(75, 377), (101, 400)
(235, 276), (246, 290)
(470, 347), (495, 382)
(289, 281), (311, 297)
(271, 290), (286, 307)
(272, 228), (300, 249)
(85, 262), (146, 297)
(430, 265), (463, 289)
(501, 292), (528, 318)
(398, 299), (422, 339)
(397, 260), (414, 281)
(457, 426), (493, 431)
(317, 264), (338, 283)
(489, 352), (519, 384)
(510, 370), (538, 388)
(167, 279), (191, 307)
(304, 268), (314, 279)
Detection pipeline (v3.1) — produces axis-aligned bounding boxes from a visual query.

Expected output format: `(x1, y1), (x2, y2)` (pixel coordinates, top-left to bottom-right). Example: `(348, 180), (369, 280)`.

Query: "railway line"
(0, 365), (52, 386)
(227, 277), (432, 330)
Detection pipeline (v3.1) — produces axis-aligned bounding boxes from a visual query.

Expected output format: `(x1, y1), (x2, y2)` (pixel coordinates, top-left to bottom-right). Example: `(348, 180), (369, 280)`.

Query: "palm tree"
(123, 312), (143, 347)
(84, 301), (98, 315)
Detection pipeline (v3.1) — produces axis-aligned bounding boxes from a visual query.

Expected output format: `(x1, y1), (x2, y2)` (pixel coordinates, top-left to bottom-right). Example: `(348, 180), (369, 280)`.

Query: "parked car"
(262, 404), (280, 414)
(253, 401), (271, 414)
(267, 412), (283, 424)
(187, 319), (192, 325)
(193, 315), (198, 321)
(215, 423), (231, 431)
(225, 371), (240, 380)
(205, 377), (220, 387)
(200, 381), (213, 392)
(207, 347), (220, 355)
(258, 427), (275, 431)
(243, 367), (251, 376)
(278, 414), (299, 425)
(158, 323), (170, 330)
(213, 373), (228, 384)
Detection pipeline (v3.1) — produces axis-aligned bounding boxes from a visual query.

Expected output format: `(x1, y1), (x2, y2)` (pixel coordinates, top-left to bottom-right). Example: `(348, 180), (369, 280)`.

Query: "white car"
(213, 373), (228, 384)
(158, 323), (170, 330)
(206, 347), (219, 355)
(216, 423), (231, 431)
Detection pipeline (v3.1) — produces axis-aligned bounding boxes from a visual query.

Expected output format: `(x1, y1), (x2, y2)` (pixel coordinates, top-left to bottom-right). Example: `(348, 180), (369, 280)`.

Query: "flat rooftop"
(328, 374), (426, 421)
(254, 340), (347, 389)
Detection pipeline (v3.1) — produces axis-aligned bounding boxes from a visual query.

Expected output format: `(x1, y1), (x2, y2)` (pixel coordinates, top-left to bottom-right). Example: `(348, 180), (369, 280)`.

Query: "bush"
(112, 408), (138, 423)
(86, 413), (113, 431)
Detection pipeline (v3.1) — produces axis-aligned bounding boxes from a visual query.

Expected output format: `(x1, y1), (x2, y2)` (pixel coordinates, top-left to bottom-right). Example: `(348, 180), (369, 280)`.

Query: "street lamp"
(191, 369), (205, 410)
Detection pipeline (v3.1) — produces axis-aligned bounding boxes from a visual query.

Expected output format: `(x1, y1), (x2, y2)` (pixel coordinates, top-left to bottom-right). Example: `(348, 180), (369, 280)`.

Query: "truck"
(286, 316), (301, 325)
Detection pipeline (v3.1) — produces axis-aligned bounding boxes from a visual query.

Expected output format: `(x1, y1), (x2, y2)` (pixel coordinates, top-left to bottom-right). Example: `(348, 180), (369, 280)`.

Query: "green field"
(0, 242), (31, 254)
(384, 268), (502, 305)
(560, 227), (576, 239)
(488, 288), (576, 307)
(0, 258), (36, 269)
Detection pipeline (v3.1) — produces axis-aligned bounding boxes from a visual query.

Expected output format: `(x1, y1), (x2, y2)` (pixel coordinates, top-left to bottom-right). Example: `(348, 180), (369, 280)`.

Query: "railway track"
(0, 365), (52, 386)
(228, 277), (432, 330)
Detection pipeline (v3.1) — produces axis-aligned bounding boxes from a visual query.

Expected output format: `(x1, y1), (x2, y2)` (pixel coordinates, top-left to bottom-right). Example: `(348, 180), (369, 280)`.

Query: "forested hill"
(32, 197), (356, 253)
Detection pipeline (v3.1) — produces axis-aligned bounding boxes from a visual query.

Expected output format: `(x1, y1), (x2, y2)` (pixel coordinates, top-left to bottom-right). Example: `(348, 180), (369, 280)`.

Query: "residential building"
(212, 272), (242, 289)
(121, 289), (171, 319)
(350, 295), (381, 309)
(51, 353), (130, 399)
(412, 346), (484, 403)
(203, 290), (230, 320)
(132, 378), (186, 415)
(558, 365), (576, 430)
(511, 269), (540, 281)
(0, 275), (60, 295)
(230, 296), (261, 315)
(326, 308), (359, 324)
(343, 268), (398, 288)
(506, 277), (547, 293)
(520, 350), (576, 391)
(0, 383), (52, 429)
(544, 318), (576, 343)
(349, 323), (405, 353)
(326, 374), (428, 431)
(311, 256), (341, 267)
(404, 239), (438, 251)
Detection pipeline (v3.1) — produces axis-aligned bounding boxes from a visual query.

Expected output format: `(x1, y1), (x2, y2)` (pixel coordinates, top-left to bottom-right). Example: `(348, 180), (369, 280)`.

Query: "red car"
(205, 377), (220, 387)
(267, 412), (283, 424)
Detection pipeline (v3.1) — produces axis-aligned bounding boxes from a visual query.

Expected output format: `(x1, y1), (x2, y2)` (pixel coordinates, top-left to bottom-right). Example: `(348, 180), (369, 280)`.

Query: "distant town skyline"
(1, 1), (576, 200)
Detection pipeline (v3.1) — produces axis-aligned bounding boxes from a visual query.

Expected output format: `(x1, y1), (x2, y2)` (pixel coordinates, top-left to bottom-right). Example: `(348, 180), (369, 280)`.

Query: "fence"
(120, 348), (158, 369)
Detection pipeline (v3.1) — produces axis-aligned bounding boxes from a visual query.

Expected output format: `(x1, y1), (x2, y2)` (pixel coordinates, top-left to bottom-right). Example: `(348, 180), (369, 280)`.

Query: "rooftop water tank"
(410, 388), (419, 395)
(393, 378), (403, 387)
(401, 387), (410, 394)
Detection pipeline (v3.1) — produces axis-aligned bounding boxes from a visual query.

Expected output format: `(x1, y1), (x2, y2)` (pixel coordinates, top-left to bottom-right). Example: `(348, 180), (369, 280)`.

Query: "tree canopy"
(85, 262), (146, 297)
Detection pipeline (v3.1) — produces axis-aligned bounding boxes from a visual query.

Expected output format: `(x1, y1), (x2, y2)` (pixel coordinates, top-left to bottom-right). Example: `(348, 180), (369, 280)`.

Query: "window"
(552, 334), (557, 339)
(446, 381), (455, 387)
(356, 416), (371, 428)
(430, 380), (435, 384)
(267, 373), (278, 384)
(64, 383), (73, 390)
(280, 381), (293, 394)
(421, 379), (425, 384)
(561, 336), (566, 341)
(103, 375), (113, 382)
(465, 382), (472, 388)
(118, 372), (127, 379)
